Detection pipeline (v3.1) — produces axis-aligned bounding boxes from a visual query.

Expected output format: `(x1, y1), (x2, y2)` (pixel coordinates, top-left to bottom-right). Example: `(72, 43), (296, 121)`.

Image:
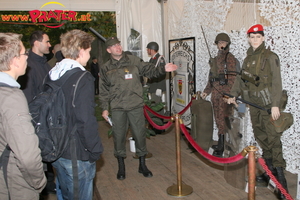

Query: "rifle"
(200, 26), (212, 58)
(223, 93), (271, 114)
(89, 27), (106, 42)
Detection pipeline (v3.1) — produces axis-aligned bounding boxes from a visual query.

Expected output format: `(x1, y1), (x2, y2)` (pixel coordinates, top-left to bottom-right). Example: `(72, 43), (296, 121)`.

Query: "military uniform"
(99, 52), (166, 158)
(230, 41), (284, 167)
(203, 49), (237, 136)
(148, 53), (166, 94)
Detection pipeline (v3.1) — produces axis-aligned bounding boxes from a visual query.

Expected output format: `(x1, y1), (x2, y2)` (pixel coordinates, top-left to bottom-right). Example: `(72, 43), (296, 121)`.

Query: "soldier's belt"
(210, 78), (220, 82)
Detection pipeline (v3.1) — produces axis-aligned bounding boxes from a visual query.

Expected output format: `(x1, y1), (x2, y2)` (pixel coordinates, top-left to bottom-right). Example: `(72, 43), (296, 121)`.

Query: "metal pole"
(175, 114), (182, 193)
(167, 114), (193, 197)
(247, 146), (258, 200)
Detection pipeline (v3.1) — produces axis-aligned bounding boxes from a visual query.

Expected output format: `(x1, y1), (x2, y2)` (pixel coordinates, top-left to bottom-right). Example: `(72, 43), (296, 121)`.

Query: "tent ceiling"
(0, 0), (115, 11)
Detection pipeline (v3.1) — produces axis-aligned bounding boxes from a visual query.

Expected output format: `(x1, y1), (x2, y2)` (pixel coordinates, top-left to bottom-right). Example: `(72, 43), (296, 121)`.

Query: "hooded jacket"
(49, 59), (103, 162)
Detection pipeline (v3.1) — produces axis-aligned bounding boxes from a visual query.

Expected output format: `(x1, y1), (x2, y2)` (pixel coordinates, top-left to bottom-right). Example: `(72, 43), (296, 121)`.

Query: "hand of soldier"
(165, 63), (178, 72)
(227, 97), (238, 107)
(102, 110), (110, 121)
(271, 107), (280, 121)
(201, 92), (207, 99)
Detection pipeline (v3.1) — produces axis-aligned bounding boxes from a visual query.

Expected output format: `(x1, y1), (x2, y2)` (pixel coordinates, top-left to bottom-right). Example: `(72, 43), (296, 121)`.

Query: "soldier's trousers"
(211, 90), (232, 135)
(111, 107), (148, 158)
(249, 102), (286, 168)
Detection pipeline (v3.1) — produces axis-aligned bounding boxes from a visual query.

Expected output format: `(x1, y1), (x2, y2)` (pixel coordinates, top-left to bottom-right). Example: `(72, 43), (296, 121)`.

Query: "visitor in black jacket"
(50, 29), (103, 200)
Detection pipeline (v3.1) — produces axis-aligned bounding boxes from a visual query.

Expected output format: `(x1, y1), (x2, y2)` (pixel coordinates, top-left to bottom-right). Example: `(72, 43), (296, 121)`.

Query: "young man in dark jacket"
(90, 57), (100, 95)
(17, 30), (56, 195)
(18, 30), (52, 103)
(50, 29), (103, 200)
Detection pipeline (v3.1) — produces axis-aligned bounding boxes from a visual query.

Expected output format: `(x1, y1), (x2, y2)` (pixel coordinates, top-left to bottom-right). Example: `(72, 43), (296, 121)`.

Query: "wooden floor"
(44, 121), (297, 200)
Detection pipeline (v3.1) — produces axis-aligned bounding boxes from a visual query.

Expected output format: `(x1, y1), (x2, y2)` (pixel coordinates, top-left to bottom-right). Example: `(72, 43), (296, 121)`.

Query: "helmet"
(215, 33), (231, 45)
(146, 42), (159, 51)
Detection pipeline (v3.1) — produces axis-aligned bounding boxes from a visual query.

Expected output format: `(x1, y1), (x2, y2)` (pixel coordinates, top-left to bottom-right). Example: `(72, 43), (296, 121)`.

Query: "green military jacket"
(99, 52), (166, 111)
(230, 42), (282, 107)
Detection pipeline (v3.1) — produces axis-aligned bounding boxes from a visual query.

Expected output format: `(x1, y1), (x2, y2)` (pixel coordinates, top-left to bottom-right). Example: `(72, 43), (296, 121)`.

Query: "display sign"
(169, 37), (195, 126)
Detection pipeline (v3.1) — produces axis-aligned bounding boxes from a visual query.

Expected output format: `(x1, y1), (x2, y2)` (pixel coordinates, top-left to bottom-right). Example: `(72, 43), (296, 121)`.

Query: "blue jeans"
(52, 157), (96, 200)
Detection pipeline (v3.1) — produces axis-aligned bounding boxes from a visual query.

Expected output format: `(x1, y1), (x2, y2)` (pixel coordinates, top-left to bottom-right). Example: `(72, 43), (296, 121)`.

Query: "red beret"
(247, 24), (264, 34)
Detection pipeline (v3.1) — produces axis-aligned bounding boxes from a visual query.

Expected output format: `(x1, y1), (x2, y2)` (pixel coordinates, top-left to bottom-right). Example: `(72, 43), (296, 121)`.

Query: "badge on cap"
(247, 24), (264, 34)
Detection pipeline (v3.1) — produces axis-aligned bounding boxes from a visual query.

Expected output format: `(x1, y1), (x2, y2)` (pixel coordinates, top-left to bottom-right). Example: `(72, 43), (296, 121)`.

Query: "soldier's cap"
(105, 37), (120, 48)
(247, 24), (264, 34)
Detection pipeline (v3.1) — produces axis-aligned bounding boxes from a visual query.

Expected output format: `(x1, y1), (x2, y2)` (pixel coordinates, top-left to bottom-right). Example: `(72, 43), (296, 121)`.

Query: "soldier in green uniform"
(99, 37), (177, 180)
(146, 42), (167, 135)
(146, 42), (166, 95)
(227, 24), (288, 199)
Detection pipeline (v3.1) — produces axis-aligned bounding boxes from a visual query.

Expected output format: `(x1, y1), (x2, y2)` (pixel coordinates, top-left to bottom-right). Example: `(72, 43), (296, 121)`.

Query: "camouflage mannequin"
(201, 33), (238, 157)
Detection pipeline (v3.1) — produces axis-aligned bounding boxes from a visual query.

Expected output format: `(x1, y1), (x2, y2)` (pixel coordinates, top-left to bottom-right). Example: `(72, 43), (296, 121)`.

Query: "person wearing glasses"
(0, 32), (46, 200)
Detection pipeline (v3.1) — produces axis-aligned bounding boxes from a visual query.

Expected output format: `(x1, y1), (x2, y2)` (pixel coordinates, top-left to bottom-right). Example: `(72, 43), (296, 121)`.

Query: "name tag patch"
(125, 74), (133, 79)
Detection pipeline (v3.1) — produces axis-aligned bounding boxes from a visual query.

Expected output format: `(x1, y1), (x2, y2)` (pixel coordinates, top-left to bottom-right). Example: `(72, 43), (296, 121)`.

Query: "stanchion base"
(167, 183), (193, 197)
(133, 152), (153, 159)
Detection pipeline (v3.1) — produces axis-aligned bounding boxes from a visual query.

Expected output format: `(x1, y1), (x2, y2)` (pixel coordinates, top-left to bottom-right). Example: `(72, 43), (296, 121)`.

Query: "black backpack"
(29, 69), (87, 162)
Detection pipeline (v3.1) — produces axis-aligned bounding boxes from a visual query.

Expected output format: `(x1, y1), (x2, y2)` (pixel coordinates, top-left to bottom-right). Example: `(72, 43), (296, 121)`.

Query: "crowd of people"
(0, 23), (289, 200)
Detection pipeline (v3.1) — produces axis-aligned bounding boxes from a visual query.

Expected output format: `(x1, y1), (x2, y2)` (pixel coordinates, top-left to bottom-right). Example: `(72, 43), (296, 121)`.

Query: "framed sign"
(169, 37), (195, 126)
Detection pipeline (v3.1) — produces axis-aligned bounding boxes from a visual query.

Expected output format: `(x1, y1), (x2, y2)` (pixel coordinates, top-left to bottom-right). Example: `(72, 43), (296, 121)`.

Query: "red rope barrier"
(258, 158), (293, 200)
(143, 108), (173, 130)
(143, 96), (195, 121)
(180, 124), (245, 164)
(178, 97), (195, 115)
(144, 105), (171, 120)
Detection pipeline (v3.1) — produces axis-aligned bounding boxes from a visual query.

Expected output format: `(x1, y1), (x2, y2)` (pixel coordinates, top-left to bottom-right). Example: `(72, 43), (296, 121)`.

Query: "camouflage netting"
(168, 0), (300, 174)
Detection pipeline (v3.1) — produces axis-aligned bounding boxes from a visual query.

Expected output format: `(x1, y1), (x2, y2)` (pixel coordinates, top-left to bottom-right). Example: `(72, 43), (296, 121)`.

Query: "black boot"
(256, 158), (277, 186)
(275, 167), (288, 200)
(138, 155), (153, 177)
(212, 134), (224, 157)
(212, 134), (224, 149)
(117, 157), (126, 180)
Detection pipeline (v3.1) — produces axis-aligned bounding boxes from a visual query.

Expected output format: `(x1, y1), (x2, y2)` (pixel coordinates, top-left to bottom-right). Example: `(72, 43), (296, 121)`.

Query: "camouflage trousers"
(211, 90), (233, 135)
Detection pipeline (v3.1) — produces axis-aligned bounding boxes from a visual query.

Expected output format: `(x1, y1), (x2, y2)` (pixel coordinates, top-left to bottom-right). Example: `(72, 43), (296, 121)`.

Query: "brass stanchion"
(167, 114), (193, 197)
(247, 146), (258, 200)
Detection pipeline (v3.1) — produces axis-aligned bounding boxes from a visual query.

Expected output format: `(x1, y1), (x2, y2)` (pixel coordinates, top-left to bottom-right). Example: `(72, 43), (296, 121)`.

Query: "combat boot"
(212, 134), (224, 157)
(275, 167), (288, 200)
(256, 158), (277, 186)
(117, 156), (126, 180)
(212, 134), (223, 150)
(138, 155), (153, 177)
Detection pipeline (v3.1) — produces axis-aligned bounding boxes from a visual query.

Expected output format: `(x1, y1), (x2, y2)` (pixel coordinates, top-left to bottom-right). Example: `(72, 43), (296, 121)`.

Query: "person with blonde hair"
(50, 29), (103, 200)
(0, 32), (46, 199)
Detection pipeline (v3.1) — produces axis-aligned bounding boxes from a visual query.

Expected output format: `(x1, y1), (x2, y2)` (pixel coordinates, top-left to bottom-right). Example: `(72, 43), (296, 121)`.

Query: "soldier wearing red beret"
(227, 24), (288, 199)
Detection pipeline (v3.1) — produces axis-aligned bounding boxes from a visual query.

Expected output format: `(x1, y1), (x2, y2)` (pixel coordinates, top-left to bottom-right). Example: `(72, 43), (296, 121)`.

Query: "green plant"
(94, 97), (104, 122)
